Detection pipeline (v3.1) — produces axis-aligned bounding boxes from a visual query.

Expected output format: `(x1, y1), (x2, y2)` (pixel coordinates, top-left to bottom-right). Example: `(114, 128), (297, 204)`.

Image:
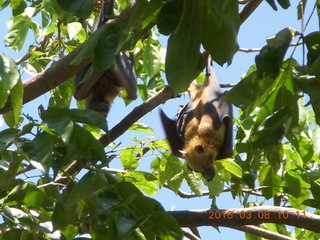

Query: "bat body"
(74, 0), (137, 116)
(160, 65), (233, 181)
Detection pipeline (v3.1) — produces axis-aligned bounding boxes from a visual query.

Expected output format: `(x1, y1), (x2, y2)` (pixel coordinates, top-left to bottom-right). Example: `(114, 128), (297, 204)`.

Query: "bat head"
(185, 150), (216, 181)
(182, 138), (221, 181)
(85, 96), (110, 116)
(182, 122), (227, 181)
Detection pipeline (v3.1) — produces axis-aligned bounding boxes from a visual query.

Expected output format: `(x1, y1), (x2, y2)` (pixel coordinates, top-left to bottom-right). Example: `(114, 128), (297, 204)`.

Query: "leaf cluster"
(1, 0), (320, 239)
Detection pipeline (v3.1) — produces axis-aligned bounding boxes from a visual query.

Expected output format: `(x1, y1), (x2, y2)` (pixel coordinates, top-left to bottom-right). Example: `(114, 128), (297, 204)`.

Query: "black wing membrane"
(160, 109), (184, 157)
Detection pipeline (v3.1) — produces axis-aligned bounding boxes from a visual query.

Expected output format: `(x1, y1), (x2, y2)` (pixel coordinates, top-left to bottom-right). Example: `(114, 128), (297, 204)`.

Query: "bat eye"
(195, 145), (204, 153)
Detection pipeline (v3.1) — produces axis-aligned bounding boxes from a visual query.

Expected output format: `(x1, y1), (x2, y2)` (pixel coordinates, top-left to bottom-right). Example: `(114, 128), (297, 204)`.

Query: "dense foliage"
(1, 0), (320, 239)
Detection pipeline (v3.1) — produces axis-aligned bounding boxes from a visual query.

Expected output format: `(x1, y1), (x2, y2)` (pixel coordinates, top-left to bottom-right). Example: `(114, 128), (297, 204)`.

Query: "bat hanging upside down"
(160, 60), (233, 181)
(74, 0), (137, 116)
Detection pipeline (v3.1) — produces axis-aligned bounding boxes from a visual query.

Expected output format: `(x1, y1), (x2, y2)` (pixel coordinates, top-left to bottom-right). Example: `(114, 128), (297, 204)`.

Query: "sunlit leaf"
(143, 39), (162, 78)
(220, 159), (243, 178)
(0, 52), (20, 89)
(5, 15), (30, 51)
(67, 22), (82, 40)
(120, 147), (139, 170)
(129, 122), (154, 134)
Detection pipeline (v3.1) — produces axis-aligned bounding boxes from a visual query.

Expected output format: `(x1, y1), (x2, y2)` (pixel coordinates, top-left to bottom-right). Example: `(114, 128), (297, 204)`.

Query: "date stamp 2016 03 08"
(208, 210), (307, 220)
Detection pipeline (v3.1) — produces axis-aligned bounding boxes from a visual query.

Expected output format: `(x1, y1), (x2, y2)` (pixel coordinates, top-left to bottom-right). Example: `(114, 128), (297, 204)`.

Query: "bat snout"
(194, 145), (204, 153)
(202, 166), (215, 181)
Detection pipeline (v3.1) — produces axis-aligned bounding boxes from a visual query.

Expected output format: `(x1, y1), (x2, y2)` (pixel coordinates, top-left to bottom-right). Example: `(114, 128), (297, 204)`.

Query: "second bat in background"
(160, 62), (233, 181)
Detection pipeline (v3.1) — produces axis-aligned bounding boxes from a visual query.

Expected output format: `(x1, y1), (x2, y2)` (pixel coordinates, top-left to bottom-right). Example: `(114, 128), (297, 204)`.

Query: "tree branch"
(168, 207), (320, 233)
(231, 225), (295, 240)
(239, 0), (263, 24)
(182, 229), (201, 240)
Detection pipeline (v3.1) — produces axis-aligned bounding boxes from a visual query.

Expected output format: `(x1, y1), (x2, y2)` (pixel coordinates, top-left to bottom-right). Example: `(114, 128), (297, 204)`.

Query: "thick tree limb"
(168, 207), (320, 233)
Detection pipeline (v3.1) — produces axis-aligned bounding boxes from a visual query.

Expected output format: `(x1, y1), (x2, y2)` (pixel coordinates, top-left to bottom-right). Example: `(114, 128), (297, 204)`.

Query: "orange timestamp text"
(208, 210), (307, 220)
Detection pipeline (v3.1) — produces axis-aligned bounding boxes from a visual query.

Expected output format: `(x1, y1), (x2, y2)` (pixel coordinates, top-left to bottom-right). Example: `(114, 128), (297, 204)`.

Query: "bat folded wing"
(160, 109), (184, 158)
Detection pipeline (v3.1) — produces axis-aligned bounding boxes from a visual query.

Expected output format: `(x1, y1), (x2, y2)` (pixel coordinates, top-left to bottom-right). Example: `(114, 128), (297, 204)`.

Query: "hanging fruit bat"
(160, 58), (233, 181)
(74, 0), (137, 116)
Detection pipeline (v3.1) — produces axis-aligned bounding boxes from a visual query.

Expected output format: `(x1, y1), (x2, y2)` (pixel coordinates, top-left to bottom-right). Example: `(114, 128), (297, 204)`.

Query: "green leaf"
(155, 153), (184, 191)
(40, 113), (74, 143)
(41, 108), (108, 132)
(24, 132), (55, 173)
(207, 172), (224, 197)
(0, 81), (8, 108)
(23, 184), (53, 208)
(0, 52), (20, 89)
(202, 0), (240, 65)
(157, 0), (183, 35)
(220, 159), (242, 178)
(129, 122), (154, 134)
(67, 22), (82, 39)
(120, 147), (139, 170)
(165, 0), (204, 94)
(65, 171), (109, 209)
(71, 24), (119, 66)
(184, 165), (202, 196)
(143, 39), (162, 78)
(256, 28), (298, 78)
(294, 73), (320, 125)
(116, 210), (138, 236)
(0, 229), (33, 240)
(305, 32), (320, 75)
(66, 125), (107, 163)
(283, 171), (301, 198)
(277, 0), (290, 9)
(0, 128), (20, 151)
(93, 33), (119, 71)
(224, 65), (263, 109)
(6, 181), (28, 202)
(313, 126), (320, 156)
(122, 171), (158, 195)
(52, 195), (78, 230)
(56, 0), (93, 18)
(5, 15), (31, 51)
(148, 212), (183, 239)
(258, 165), (282, 199)
(266, 0), (278, 10)
(10, 79), (23, 127)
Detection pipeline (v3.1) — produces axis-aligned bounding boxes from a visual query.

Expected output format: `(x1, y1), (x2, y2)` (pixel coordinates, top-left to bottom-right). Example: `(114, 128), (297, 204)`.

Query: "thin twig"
(231, 225), (295, 240)
(239, 41), (304, 53)
(15, 35), (51, 65)
(182, 229), (201, 240)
